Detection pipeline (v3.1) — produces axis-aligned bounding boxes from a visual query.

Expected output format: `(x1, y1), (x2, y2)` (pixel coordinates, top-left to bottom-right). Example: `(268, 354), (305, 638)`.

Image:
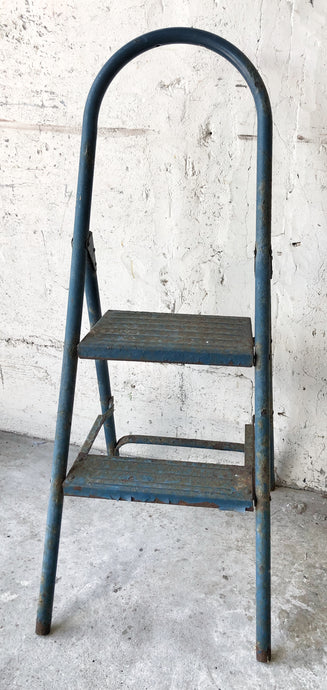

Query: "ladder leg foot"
(256, 647), (271, 663)
(35, 482), (64, 636)
(35, 620), (51, 636)
(255, 496), (271, 663)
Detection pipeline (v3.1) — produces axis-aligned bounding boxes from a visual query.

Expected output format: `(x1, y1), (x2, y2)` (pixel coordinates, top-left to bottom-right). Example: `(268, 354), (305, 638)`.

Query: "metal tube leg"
(256, 492), (271, 662)
(35, 348), (78, 635)
(85, 237), (116, 454)
(93, 359), (116, 454)
(35, 476), (64, 635)
(35, 74), (99, 634)
(255, 413), (271, 662)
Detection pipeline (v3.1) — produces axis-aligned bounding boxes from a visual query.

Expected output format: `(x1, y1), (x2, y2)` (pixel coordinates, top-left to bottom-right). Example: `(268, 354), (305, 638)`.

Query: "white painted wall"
(1, 0), (326, 492)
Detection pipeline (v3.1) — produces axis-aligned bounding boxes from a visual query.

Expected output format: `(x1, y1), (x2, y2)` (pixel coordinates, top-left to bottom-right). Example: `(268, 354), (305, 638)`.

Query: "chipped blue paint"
(63, 453), (254, 512)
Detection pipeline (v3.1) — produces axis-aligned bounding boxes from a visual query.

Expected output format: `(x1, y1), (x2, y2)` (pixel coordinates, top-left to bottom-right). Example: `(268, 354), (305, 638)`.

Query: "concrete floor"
(1, 430), (327, 689)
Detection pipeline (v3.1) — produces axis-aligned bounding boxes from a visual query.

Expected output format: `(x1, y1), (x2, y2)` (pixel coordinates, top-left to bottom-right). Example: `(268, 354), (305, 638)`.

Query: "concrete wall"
(1, 0), (326, 493)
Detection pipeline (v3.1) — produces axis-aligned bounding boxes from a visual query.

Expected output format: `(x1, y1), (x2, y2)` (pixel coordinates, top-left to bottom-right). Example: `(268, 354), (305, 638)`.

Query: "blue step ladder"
(36, 28), (274, 663)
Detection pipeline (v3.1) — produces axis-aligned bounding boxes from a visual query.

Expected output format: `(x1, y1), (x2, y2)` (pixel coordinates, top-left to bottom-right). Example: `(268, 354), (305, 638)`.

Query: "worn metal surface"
(78, 310), (254, 367)
(64, 423), (254, 510)
(63, 453), (254, 511)
(254, 55), (272, 661)
(36, 27), (273, 661)
(115, 433), (244, 455)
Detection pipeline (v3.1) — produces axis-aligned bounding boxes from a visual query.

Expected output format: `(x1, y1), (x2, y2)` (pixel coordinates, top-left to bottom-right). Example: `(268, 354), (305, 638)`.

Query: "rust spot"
(256, 646), (271, 663)
(35, 620), (51, 636)
(127, 497), (222, 509)
(53, 478), (64, 491)
(177, 500), (221, 509)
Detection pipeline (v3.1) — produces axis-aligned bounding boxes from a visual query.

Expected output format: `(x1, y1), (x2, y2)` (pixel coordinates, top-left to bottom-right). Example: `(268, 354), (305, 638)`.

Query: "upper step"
(78, 310), (254, 367)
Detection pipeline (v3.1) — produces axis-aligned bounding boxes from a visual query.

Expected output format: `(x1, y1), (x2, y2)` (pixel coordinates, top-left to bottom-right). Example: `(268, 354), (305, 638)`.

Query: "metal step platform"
(78, 310), (254, 367)
(63, 424), (255, 512)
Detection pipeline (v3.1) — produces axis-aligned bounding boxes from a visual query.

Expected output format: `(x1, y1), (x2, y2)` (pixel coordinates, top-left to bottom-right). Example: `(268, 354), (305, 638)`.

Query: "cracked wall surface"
(1, 0), (326, 492)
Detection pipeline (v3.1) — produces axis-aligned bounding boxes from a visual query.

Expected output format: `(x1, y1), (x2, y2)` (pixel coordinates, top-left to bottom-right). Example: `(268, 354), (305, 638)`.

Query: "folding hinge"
(253, 340), (256, 366)
(86, 231), (97, 271)
(254, 245), (273, 279)
(71, 232), (97, 271)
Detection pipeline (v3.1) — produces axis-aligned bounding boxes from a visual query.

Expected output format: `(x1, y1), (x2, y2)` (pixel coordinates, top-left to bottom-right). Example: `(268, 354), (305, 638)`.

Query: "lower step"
(63, 454), (254, 512)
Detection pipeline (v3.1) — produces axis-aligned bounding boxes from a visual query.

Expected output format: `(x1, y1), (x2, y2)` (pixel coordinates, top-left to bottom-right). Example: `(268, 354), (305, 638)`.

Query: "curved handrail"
(84, 27), (271, 129)
(74, 27), (272, 265)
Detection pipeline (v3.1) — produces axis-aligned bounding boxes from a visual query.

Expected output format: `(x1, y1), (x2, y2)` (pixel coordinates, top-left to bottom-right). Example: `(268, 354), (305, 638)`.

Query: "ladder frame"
(35, 27), (274, 663)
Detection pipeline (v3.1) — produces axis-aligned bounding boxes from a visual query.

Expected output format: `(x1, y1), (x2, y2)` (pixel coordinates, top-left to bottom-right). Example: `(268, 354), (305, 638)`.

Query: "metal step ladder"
(36, 27), (274, 663)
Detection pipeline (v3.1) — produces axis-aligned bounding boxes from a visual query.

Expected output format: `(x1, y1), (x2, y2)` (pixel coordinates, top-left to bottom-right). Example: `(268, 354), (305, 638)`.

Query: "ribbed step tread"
(78, 310), (254, 367)
(63, 454), (254, 512)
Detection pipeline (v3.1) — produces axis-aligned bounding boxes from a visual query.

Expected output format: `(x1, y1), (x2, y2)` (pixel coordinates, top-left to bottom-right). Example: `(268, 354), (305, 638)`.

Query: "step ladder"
(36, 28), (274, 663)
